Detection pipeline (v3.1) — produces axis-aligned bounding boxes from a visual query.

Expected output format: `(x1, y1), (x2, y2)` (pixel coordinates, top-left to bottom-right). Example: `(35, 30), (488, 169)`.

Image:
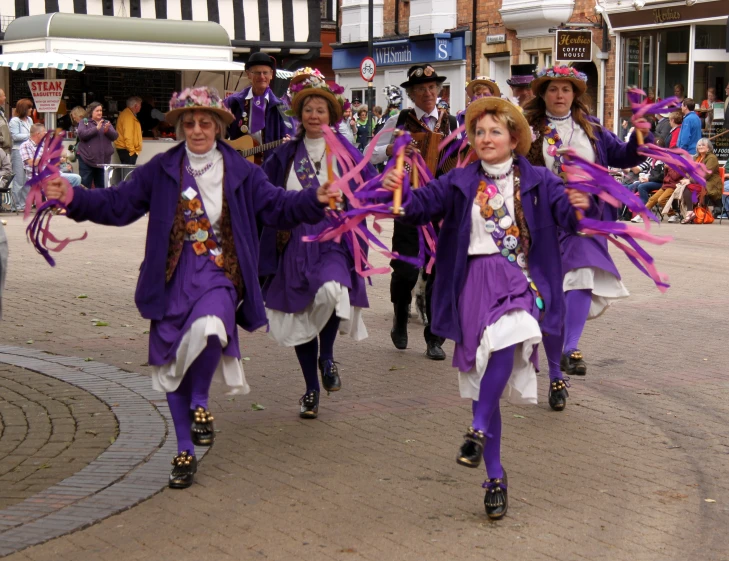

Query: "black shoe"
(318, 358), (341, 393)
(426, 340), (446, 360)
(191, 406), (215, 446)
(169, 451), (197, 489)
(457, 427), (485, 468)
(299, 390), (319, 419)
(561, 350), (587, 376)
(391, 302), (409, 350)
(483, 470), (508, 520)
(548, 377), (569, 412)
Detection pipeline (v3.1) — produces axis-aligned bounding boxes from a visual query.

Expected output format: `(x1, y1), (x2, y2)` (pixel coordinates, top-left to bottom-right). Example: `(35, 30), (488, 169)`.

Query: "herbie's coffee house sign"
(555, 30), (593, 63)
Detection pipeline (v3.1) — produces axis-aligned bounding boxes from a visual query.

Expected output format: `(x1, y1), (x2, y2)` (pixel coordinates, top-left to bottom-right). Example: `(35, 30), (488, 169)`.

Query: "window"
(695, 25), (727, 50)
(529, 53), (539, 66)
(350, 88), (365, 106)
(320, 0), (336, 21)
(544, 53), (552, 68)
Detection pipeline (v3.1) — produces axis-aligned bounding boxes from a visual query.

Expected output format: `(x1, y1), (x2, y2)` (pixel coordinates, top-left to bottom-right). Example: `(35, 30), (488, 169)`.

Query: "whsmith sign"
(555, 30), (593, 63)
(332, 35), (466, 70)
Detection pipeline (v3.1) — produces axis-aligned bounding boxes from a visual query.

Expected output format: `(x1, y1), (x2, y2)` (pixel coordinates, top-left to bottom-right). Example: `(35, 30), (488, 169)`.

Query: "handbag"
(67, 137), (79, 162)
(693, 206), (714, 224)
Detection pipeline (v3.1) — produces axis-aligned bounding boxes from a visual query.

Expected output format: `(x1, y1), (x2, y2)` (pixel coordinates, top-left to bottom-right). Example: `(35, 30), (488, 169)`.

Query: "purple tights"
(166, 336), (222, 454)
(294, 313), (340, 392)
(542, 331), (564, 381)
(471, 344), (515, 480)
(564, 289), (592, 353)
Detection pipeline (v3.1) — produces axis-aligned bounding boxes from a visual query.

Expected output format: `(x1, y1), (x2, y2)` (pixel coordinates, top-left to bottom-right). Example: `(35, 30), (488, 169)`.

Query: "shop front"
(604, 0), (729, 159)
(332, 33), (467, 113)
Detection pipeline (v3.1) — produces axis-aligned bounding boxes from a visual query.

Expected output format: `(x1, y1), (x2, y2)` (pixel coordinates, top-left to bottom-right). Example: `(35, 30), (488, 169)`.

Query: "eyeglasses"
(248, 71), (272, 77)
(412, 84), (439, 95)
(182, 120), (215, 130)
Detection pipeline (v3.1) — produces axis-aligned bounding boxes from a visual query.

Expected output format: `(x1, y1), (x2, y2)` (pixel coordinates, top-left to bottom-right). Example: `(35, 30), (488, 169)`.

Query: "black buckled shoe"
(169, 451), (197, 489)
(483, 470), (508, 520)
(561, 350), (587, 376)
(457, 427), (485, 468)
(299, 390), (320, 419)
(391, 303), (409, 349)
(318, 358), (341, 393)
(426, 340), (446, 360)
(191, 406), (215, 446)
(548, 377), (570, 412)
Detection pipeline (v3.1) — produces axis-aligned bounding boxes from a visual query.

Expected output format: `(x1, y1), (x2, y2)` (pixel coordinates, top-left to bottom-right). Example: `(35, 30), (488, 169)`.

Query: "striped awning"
(0, 52), (85, 71)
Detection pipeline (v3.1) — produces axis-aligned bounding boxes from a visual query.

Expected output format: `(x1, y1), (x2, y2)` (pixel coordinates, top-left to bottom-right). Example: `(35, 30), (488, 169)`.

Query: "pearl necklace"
(483, 163), (514, 182)
(186, 161), (213, 177)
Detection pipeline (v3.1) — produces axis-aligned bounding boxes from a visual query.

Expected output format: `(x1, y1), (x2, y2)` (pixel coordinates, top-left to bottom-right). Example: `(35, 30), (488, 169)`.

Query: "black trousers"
(116, 149), (138, 165)
(390, 221), (443, 345)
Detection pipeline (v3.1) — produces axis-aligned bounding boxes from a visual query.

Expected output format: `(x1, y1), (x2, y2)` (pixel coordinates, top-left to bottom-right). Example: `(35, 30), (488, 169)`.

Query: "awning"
(0, 52), (85, 71)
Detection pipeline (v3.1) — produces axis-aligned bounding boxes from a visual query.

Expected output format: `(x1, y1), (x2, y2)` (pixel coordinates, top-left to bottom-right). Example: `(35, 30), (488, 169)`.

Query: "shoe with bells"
(456, 427), (485, 468)
(560, 350), (587, 376)
(169, 451), (197, 489)
(318, 358), (341, 393)
(299, 390), (320, 419)
(483, 470), (508, 520)
(191, 406), (215, 446)
(548, 378), (569, 411)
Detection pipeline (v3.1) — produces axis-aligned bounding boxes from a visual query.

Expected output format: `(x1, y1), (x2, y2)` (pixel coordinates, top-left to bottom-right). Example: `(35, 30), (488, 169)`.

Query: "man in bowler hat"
(507, 64), (536, 107)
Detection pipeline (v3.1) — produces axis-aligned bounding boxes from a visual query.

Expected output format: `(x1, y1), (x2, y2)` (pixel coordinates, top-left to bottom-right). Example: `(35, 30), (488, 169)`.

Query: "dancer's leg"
(294, 338), (320, 392)
(563, 289), (592, 353)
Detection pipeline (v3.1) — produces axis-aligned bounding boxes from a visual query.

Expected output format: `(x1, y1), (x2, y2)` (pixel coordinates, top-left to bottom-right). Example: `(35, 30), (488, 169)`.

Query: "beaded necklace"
(543, 111), (575, 175)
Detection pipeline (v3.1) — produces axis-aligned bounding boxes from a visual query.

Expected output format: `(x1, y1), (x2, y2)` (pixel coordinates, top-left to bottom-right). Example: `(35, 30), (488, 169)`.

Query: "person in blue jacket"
(677, 98), (702, 155)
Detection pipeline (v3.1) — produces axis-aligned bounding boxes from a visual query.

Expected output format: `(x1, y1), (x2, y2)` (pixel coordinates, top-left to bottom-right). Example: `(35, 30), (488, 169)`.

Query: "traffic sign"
(360, 57), (376, 82)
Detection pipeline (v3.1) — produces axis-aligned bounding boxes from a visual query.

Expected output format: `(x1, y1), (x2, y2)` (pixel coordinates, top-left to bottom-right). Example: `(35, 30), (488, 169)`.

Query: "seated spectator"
(634, 164), (682, 223)
(20, 124), (82, 192)
(0, 146), (12, 186)
(622, 138), (666, 218)
(681, 138), (721, 215)
(667, 111), (681, 148)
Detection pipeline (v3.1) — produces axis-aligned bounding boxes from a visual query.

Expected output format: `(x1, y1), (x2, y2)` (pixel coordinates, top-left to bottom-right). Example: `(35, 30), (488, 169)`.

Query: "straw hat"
(530, 65), (588, 96)
(165, 86), (235, 126)
(465, 77), (501, 100)
(465, 97), (532, 156)
(288, 68), (345, 123)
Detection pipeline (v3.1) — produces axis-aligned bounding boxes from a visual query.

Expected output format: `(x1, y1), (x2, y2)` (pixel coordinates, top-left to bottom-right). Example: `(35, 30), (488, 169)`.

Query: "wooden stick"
(635, 128), (645, 146)
(392, 137), (404, 214)
(325, 145), (336, 210)
(411, 160), (419, 189)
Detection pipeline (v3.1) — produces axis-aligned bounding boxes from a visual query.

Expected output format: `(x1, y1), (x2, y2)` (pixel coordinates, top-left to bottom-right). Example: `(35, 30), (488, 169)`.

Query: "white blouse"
(186, 142), (224, 238)
(542, 111), (595, 175)
(286, 136), (336, 191)
(468, 158), (515, 256)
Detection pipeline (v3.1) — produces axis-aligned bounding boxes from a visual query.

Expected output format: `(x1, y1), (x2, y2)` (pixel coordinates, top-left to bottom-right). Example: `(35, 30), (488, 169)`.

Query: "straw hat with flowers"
(165, 86), (235, 126)
(530, 65), (588, 96)
(287, 68), (346, 124)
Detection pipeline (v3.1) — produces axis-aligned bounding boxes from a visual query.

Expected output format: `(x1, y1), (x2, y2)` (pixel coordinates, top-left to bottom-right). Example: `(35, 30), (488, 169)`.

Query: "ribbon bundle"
(24, 131), (87, 266)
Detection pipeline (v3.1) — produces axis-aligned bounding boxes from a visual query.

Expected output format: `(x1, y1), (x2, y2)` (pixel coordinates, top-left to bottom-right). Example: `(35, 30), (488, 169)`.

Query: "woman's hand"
(316, 181), (343, 205)
(382, 169), (404, 192)
(566, 188), (590, 210)
(44, 178), (69, 201)
(96, 120), (103, 130)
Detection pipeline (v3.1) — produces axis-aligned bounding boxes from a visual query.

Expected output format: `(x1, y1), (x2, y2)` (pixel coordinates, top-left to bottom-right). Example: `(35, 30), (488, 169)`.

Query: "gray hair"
(126, 96), (142, 108)
(697, 137), (714, 152)
(30, 123), (46, 135)
(174, 109), (226, 141)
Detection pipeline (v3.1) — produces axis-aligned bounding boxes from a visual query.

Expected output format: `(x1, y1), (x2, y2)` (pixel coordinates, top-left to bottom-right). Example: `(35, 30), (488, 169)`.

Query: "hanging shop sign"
(27, 79), (66, 112)
(555, 30), (593, 63)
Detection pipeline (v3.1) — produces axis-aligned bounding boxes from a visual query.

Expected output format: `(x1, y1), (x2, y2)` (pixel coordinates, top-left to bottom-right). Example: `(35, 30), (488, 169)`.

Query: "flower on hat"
(169, 86), (232, 113)
(286, 67), (346, 115)
(534, 65), (587, 83)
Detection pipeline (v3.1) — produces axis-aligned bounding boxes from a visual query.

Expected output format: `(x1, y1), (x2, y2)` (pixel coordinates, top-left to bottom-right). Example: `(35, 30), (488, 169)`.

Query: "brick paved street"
(0, 213), (727, 561)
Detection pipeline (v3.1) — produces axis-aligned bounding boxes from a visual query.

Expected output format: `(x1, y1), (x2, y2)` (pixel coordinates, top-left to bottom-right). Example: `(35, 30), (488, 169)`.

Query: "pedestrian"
(41, 86), (337, 489)
(677, 98), (701, 155)
(224, 52), (293, 162)
(260, 69), (374, 419)
(76, 102), (118, 188)
(0, 89), (11, 154)
(20, 124), (82, 192)
(523, 65), (650, 382)
(372, 65), (460, 361)
(380, 96), (592, 519)
(355, 104), (373, 152)
(337, 100), (357, 145)
(114, 96), (142, 164)
(506, 64), (536, 107)
(372, 105), (385, 135)
(9, 98), (34, 211)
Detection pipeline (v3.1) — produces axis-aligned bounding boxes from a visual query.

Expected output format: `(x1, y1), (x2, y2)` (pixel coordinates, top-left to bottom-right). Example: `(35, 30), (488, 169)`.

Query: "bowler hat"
(246, 52), (275, 71)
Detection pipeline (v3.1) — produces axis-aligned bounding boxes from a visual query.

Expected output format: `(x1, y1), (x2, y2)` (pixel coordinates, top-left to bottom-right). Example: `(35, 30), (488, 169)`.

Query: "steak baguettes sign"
(555, 30), (593, 63)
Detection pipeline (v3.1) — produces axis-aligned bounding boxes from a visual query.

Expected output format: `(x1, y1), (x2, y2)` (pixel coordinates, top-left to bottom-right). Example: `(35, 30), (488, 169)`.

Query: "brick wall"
(382, 0), (410, 36)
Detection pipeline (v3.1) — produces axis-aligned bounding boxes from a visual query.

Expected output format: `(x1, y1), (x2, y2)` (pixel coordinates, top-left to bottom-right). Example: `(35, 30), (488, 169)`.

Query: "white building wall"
(408, 0), (457, 37)
(340, 0), (384, 43)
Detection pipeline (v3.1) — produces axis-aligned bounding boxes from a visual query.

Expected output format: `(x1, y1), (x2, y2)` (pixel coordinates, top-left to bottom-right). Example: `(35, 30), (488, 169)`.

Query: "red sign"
(360, 57), (376, 82)
(27, 79), (66, 112)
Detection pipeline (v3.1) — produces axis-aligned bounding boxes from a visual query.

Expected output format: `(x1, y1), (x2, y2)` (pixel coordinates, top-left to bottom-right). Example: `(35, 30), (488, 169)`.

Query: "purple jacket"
(223, 87), (294, 152)
(259, 133), (377, 276)
(399, 156), (589, 341)
(76, 119), (119, 167)
(65, 141), (325, 332)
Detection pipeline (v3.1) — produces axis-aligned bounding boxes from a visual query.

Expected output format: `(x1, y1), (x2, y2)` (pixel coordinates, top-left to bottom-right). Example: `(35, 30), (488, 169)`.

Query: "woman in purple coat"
(260, 70), (373, 420)
(382, 97), (592, 519)
(524, 66), (648, 380)
(75, 102), (118, 188)
(43, 87), (337, 489)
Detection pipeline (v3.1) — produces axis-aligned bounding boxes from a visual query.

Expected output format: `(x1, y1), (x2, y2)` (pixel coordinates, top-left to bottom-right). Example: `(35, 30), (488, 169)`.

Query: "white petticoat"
(458, 310), (542, 405)
(266, 281), (367, 347)
(563, 266), (630, 319)
(151, 315), (250, 395)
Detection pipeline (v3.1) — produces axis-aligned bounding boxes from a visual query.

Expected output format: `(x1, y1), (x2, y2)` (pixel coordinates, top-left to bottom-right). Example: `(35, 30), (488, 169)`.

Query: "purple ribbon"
(249, 88), (270, 134)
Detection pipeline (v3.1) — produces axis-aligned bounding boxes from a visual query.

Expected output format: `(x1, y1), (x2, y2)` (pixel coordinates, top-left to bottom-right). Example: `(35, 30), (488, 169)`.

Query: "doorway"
(489, 56), (511, 96)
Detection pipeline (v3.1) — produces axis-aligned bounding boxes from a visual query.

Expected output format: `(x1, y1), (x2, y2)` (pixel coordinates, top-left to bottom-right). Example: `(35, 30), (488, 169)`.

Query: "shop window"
(695, 25), (727, 50)
(350, 88), (365, 106)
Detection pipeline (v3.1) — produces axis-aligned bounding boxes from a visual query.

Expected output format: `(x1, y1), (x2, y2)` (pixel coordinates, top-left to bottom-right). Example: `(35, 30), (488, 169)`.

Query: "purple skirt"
(559, 230), (621, 279)
(452, 254), (538, 373)
(148, 243), (240, 366)
(264, 221), (369, 314)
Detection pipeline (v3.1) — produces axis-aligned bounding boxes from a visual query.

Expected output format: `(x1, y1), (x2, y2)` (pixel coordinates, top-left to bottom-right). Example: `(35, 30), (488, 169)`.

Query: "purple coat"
(76, 119), (119, 167)
(223, 87), (294, 150)
(559, 124), (650, 277)
(399, 156), (591, 341)
(259, 133), (377, 276)
(65, 141), (325, 332)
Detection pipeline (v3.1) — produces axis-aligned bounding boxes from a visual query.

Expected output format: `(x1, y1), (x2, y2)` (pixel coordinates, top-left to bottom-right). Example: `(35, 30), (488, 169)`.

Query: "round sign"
(359, 57), (376, 82)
